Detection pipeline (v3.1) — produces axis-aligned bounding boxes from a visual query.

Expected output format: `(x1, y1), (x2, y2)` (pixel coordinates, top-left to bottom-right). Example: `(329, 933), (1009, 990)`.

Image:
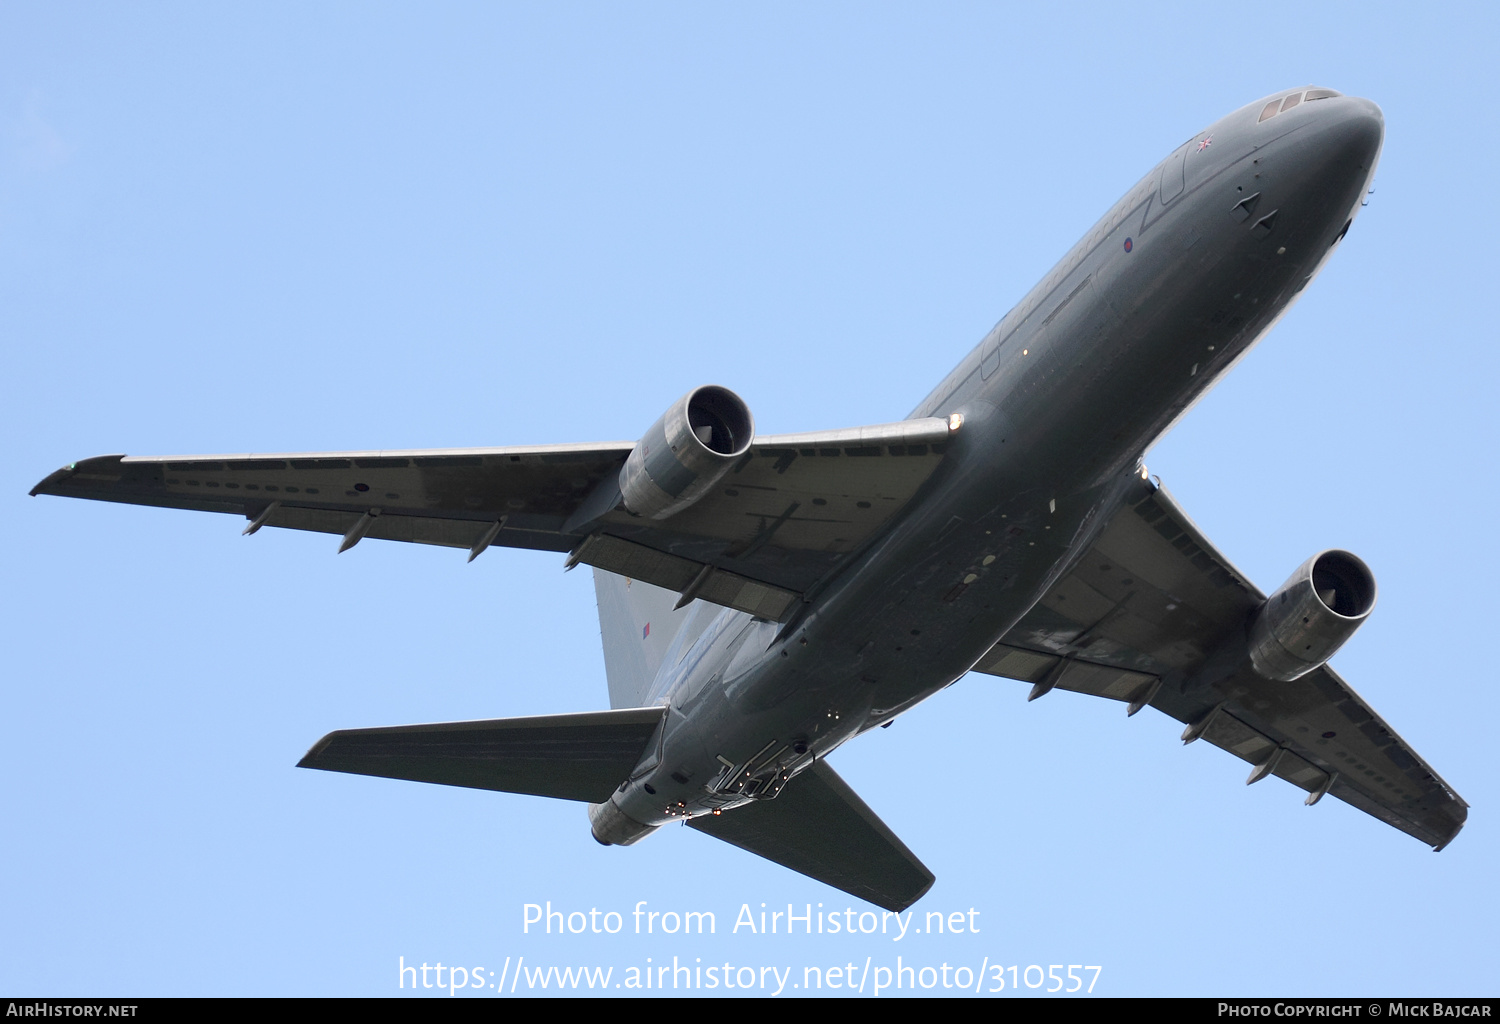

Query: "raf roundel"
(1123, 237), (1133, 253)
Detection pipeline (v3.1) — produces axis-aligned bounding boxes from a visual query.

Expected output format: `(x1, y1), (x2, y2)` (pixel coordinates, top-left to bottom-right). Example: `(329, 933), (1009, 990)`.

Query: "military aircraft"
(32, 87), (1466, 912)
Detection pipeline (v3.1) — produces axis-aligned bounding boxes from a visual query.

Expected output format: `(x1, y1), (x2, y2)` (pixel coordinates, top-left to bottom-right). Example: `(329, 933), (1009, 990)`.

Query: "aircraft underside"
(33, 87), (1466, 912)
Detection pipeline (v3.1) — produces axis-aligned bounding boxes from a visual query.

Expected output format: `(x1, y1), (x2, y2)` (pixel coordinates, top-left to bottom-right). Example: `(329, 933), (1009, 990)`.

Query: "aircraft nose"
(1269, 94), (1383, 216)
(1331, 95), (1384, 159)
(1307, 95), (1384, 183)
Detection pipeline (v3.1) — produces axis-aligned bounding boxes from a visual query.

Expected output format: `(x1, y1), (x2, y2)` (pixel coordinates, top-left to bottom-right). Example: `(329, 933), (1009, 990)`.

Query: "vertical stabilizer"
(592, 568), (702, 709)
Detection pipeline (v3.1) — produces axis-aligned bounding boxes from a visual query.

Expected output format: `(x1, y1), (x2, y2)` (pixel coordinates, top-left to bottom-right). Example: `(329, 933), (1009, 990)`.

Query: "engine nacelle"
(618, 385), (754, 520)
(1248, 550), (1377, 682)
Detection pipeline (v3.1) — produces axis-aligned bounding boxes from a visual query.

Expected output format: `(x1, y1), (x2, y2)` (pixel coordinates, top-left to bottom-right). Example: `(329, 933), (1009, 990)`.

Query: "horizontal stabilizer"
(689, 760), (934, 912)
(298, 707), (665, 803)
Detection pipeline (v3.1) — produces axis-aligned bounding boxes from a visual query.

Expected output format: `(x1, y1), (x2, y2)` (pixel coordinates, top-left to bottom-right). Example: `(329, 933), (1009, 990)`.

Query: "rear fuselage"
(600, 89), (1383, 835)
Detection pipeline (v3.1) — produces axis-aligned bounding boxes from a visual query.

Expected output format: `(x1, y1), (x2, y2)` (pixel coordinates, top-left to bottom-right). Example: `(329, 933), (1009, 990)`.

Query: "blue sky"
(4, 2), (1497, 998)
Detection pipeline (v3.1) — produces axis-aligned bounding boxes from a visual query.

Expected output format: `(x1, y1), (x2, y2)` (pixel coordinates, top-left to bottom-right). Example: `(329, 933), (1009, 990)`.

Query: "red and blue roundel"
(1123, 237), (1134, 253)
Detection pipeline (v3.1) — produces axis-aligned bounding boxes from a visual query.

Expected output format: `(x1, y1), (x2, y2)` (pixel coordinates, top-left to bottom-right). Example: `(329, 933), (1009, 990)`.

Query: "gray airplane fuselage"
(599, 90), (1383, 837)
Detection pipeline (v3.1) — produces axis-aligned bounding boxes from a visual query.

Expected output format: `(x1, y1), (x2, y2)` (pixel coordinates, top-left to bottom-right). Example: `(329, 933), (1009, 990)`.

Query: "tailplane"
(298, 710), (935, 911)
(297, 707), (665, 802)
(690, 761), (935, 912)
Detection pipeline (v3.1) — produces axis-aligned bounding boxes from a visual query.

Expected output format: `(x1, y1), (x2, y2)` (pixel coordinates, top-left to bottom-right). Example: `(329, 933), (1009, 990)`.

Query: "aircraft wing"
(970, 476), (1468, 850)
(30, 418), (951, 622)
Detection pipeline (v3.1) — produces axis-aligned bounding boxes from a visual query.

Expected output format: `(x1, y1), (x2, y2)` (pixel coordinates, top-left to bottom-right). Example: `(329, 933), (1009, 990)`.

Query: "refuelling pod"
(1248, 550), (1377, 682)
(619, 385), (754, 520)
(588, 797), (660, 847)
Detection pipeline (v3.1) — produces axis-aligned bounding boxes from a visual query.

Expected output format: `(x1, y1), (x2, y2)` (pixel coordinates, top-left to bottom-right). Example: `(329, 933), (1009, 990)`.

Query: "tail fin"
(592, 568), (714, 709)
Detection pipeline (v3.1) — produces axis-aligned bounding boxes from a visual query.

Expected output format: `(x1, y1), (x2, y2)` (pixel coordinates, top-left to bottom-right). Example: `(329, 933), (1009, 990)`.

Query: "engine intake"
(618, 385), (754, 520)
(1248, 550), (1377, 682)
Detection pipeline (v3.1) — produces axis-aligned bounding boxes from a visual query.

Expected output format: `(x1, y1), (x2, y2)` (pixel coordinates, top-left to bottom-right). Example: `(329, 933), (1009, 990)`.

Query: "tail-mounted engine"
(618, 385), (755, 520)
(1248, 550), (1377, 682)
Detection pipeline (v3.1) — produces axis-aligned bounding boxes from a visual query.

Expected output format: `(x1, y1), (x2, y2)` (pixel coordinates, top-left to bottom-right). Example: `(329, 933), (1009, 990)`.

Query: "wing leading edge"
(31, 418), (952, 622)
(971, 476), (1467, 851)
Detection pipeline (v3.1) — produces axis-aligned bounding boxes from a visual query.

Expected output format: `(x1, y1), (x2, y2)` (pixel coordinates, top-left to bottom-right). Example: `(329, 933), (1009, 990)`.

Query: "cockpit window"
(1261, 88), (1342, 123)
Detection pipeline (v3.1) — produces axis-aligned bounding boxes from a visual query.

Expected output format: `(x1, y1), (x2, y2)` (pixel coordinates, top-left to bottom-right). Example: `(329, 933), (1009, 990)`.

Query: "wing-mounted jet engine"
(618, 385), (755, 520)
(1248, 550), (1377, 682)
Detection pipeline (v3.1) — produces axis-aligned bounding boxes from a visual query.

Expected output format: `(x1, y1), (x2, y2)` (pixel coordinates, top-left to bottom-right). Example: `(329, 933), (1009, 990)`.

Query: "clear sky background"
(4, 2), (1497, 998)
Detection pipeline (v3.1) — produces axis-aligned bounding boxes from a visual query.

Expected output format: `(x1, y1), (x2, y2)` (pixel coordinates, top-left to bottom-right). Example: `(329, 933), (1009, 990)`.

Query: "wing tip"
(31, 455), (130, 497)
(1433, 816), (1466, 852)
(30, 466), (75, 497)
(883, 871), (938, 913)
(296, 731), (341, 770)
